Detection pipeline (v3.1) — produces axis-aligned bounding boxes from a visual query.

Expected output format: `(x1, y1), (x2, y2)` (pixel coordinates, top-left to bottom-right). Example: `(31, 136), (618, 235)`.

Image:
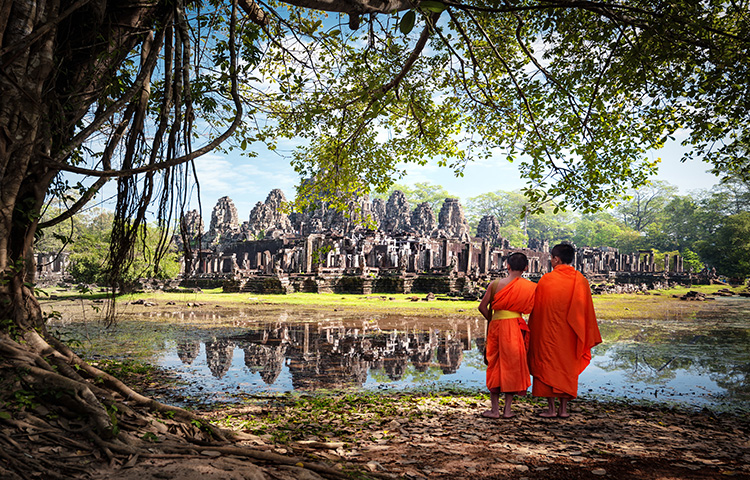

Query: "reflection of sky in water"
(53, 296), (750, 412)
(157, 336), (745, 412)
(582, 345), (730, 407)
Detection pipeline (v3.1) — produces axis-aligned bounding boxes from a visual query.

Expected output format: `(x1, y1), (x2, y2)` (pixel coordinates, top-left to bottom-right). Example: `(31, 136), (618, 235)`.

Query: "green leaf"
(420, 1), (446, 13)
(400, 11), (416, 35)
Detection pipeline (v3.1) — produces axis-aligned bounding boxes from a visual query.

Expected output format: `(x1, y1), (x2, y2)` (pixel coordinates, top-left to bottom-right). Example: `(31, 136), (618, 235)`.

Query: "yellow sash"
(492, 309), (522, 320)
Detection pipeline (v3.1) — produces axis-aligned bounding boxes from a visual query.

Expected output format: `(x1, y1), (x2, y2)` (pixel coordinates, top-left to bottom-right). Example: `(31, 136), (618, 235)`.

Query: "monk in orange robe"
(528, 243), (602, 418)
(478, 252), (536, 418)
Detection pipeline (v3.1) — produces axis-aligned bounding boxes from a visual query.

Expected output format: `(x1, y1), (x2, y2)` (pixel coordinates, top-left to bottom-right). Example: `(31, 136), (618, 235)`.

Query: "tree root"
(45, 332), (230, 440)
(162, 444), (356, 480)
(0, 332), (375, 480)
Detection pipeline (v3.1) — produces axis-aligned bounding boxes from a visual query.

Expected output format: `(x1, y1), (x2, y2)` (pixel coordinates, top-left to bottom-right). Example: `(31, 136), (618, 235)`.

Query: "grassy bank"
(41, 283), (744, 321)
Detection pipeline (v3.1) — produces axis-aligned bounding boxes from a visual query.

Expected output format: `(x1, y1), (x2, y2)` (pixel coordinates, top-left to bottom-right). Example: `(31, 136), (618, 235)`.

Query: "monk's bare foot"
(481, 410), (500, 419)
(557, 412), (570, 419)
(539, 410), (558, 418)
(502, 412), (515, 419)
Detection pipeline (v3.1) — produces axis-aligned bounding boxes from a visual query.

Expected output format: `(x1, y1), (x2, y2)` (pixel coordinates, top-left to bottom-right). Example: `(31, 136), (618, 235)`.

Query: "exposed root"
(0, 332), (373, 479)
(45, 332), (229, 441)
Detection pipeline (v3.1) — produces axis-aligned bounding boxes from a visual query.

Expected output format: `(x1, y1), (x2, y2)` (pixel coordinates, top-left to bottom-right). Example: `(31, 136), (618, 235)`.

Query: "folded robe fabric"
(528, 264), (602, 398)
(485, 277), (536, 393)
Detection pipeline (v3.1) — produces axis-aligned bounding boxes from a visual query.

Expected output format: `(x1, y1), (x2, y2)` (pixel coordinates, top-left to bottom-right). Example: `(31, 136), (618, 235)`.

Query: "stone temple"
(171, 189), (691, 296)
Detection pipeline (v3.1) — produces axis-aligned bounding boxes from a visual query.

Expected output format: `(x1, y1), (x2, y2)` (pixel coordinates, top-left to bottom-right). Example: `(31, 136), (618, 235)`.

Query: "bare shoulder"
(495, 276), (512, 289)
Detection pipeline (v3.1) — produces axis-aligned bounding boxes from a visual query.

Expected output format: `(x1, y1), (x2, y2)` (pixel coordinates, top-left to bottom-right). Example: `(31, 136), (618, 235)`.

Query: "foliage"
(465, 190), (527, 229)
(525, 209), (576, 245)
(680, 249), (704, 274)
(269, 1), (750, 216)
(370, 182), (454, 213)
(695, 212), (750, 279)
(572, 213), (643, 251)
(38, 208), (180, 287)
(615, 182), (679, 232)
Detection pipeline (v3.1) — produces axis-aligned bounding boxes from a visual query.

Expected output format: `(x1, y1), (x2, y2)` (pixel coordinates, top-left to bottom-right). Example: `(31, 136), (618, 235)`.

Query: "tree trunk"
(0, 1), (218, 474)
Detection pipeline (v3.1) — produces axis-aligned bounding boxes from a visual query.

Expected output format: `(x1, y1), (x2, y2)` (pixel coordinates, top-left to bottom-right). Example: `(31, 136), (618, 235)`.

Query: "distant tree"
(372, 182), (454, 213)
(498, 225), (529, 248)
(681, 249), (705, 274)
(572, 212), (643, 251)
(647, 195), (709, 252)
(695, 212), (750, 279)
(68, 222), (180, 290)
(39, 209), (179, 289)
(615, 182), (679, 232)
(708, 180), (750, 216)
(465, 191), (527, 229)
(526, 210), (576, 245)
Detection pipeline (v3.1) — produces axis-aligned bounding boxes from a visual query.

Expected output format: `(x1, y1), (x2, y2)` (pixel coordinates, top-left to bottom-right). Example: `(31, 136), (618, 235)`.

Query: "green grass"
(43, 288), (479, 316)
(41, 283), (743, 321)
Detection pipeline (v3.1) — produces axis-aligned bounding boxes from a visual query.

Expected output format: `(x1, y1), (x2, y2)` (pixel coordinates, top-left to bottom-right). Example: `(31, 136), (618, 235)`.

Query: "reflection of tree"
(204, 339), (234, 379)
(462, 347), (487, 371)
(710, 362), (750, 402)
(383, 356), (409, 381)
(692, 329), (750, 402)
(176, 341), (200, 365)
(475, 337), (486, 359)
(403, 364), (443, 383)
(592, 326), (750, 402)
(595, 343), (685, 383)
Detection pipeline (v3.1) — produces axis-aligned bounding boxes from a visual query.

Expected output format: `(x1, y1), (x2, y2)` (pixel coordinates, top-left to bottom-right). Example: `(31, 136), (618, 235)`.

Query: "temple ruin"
(174, 189), (693, 295)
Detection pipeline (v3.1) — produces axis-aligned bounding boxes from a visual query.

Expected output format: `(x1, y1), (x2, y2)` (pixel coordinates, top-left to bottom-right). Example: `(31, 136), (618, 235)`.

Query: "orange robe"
(486, 277), (536, 394)
(528, 264), (602, 398)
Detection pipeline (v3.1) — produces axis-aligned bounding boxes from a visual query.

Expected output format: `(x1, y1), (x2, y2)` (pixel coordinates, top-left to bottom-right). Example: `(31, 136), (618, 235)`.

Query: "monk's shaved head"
(551, 243), (575, 264)
(507, 252), (529, 272)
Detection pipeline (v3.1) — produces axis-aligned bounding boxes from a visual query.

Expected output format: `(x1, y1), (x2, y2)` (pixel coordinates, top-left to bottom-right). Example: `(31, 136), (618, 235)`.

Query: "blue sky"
(80, 130), (721, 224)
(187, 134), (721, 223)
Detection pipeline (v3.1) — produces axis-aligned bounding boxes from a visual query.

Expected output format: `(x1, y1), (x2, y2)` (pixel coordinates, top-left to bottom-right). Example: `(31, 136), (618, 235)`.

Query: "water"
(48, 297), (750, 412)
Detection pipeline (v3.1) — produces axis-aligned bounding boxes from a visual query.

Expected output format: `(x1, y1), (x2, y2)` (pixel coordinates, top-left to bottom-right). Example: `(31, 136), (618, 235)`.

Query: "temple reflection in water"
(171, 312), (481, 390)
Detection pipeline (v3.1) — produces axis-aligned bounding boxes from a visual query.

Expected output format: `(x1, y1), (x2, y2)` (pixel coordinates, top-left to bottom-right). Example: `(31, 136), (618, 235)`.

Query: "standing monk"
(528, 243), (602, 418)
(478, 252), (537, 419)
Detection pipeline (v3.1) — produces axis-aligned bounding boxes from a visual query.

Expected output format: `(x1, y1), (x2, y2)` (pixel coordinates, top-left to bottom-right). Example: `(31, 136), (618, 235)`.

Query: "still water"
(48, 297), (750, 412)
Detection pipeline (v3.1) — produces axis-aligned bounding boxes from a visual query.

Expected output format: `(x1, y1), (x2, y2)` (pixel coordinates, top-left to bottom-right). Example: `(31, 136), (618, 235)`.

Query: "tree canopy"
(371, 182), (454, 212)
(273, 0), (750, 215)
(3, 0), (748, 302)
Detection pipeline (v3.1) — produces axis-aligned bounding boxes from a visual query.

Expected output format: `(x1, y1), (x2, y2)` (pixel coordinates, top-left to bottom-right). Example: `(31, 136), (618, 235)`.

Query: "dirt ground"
(77, 393), (750, 480)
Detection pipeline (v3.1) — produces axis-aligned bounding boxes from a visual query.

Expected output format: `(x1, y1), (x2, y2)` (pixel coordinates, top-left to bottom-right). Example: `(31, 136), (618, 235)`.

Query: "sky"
(79, 127), (722, 225)
(184, 133), (722, 224)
